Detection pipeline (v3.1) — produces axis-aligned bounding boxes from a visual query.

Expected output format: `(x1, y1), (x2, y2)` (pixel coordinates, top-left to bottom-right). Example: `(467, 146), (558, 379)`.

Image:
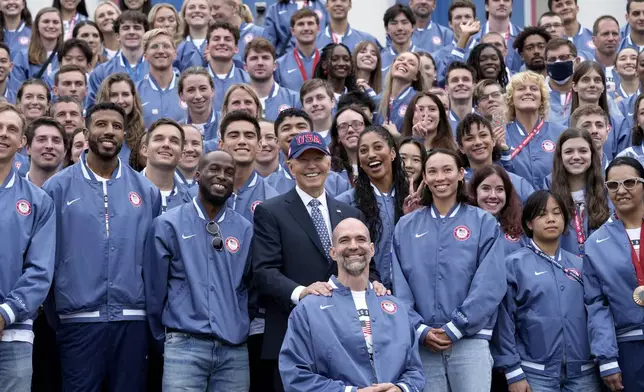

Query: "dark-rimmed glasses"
(206, 221), (223, 251)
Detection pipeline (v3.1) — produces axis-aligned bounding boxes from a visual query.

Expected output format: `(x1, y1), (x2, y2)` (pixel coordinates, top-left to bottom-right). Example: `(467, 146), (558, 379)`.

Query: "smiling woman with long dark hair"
(546, 128), (610, 256)
(336, 125), (408, 289)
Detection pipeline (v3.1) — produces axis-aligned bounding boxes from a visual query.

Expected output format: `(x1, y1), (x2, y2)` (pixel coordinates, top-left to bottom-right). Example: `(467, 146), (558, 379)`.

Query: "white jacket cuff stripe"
(600, 362), (619, 373)
(446, 321), (463, 339)
(0, 303), (16, 324)
(506, 368), (524, 380)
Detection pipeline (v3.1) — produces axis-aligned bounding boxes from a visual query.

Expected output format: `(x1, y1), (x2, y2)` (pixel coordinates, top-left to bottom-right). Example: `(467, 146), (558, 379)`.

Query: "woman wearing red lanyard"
(503, 71), (567, 191)
(545, 128), (610, 257)
(570, 61), (630, 160)
(53, 0), (88, 40)
(375, 52), (426, 139)
(584, 156), (644, 392)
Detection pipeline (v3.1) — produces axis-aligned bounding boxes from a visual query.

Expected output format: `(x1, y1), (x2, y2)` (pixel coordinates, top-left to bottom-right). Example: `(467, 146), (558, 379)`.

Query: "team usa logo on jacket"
(399, 104), (408, 117)
(380, 300), (397, 314)
(19, 36), (29, 45)
(565, 268), (582, 282)
(505, 233), (520, 243)
(278, 104), (291, 113)
(315, 9), (324, 20)
(128, 191), (142, 207)
(179, 100), (188, 109)
(225, 236), (240, 253)
(432, 36), (442, 45)
(16, 199), (31, 216)
(542, 140), (555, 153)
(251, 200), (262, 213)
(453, 225), (471, 241)
(14, 161), (21, 170)
(244, 34), (254, 43)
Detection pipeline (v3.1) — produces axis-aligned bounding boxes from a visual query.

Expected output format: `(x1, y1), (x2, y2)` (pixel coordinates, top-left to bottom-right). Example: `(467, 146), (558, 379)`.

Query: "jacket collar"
(328, 275), (373, 293)
(79, 151), (123, 181)
(192, 196), (227, 222)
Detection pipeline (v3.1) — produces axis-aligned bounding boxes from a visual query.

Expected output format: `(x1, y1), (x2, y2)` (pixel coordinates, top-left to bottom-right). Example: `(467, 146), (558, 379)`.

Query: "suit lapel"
(327, 196), (345, 230)
(284, 188), (327, 257)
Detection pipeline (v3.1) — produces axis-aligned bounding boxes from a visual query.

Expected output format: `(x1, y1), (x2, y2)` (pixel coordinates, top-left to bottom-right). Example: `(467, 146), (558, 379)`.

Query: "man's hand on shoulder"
(299, 281), (333, 300)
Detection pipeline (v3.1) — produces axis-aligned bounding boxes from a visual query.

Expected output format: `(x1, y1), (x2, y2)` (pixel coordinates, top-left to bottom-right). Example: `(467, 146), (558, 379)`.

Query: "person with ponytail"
(392, 148), (505, 392)
(336, 125), (408, 290)
(569, 61), (630, 160)
(496, 190), (601, 392)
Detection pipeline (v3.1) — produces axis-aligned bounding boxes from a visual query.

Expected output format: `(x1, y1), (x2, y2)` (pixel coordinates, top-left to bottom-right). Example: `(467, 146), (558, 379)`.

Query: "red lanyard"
(573, 204), (586, 256)
(293, 48), (320, 81)
(510, 119), (545, 160)
(64, 12), (79, 40)
(561, 91), (572, 114)
(626, 221), (644, 285)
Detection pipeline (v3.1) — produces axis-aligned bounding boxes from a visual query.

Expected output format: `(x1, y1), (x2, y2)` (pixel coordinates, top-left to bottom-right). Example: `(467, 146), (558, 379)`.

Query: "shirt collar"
(295, 185), (327, 210)
(208, 63), (236, 80)
(370, 182), (395, 197)
(147, 72), (177, 91)
(429, 202), (461, 218)
(530, 239), (562, 261)
(79, 151), (122, 180)
(0, 169), (16, 189)
(192, 196), (226, 222)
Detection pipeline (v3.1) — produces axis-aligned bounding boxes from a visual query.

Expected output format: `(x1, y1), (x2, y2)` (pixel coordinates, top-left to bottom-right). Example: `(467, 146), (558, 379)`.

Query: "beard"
(527, 60), (546, 73)
(87, 133), (123, 160)
(340, 256), (368, 277)
(198, 180), (233, 206)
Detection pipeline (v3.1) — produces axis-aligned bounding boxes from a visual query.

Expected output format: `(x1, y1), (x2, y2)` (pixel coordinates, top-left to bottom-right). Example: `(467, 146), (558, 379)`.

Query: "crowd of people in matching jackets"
(2, 0), (644, 391)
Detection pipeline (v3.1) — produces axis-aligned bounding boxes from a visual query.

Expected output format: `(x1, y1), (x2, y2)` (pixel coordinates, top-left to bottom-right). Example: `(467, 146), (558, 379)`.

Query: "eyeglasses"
(541, 23), (563, 30)
(337, 120), (364, 133)
(605, 177), (644, 192)
(206, 221), (223, 251)
(478, 91), (502, 103)
(546, 54), (575, 63)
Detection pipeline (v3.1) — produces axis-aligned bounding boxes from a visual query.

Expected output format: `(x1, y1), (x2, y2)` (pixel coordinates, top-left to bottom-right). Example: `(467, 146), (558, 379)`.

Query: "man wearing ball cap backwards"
(279, 217), (425, 392)
(253, 132), (387, 392)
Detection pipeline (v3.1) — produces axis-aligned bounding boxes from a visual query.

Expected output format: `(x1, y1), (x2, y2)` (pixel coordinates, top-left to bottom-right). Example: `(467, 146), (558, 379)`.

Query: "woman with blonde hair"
(148, 3), (180, 42)
(503, 71), (567, 190)
(375, 51), (425, 138)
(93, 1), (121, 58)
(11, 8), (63, 86)
(175, 0), (209, 71)
(95, 72), (146, 163)
(353, 40), (383, 95)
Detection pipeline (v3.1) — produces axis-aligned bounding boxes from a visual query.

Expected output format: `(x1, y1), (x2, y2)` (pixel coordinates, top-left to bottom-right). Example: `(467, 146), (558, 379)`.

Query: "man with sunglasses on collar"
(144, 150), (254, 391)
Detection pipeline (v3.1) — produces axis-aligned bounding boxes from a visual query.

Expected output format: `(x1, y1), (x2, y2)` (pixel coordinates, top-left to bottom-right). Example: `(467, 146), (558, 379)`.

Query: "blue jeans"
(419, 338), (493, 392)
(525, 370), (601, 392)
(162, 332), (250, 392)
(0, 341), (32, 392)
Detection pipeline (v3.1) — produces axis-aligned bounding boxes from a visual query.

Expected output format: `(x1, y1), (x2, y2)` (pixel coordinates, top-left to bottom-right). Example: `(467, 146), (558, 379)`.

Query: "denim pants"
(525, 370), (601, 392)
(0, 341), (32, 392)
(419, 338), (493, 392)
(162, 332), (250, 392)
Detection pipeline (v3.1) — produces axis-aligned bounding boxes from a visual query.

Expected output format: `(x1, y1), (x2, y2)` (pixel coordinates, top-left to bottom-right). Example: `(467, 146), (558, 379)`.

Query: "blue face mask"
(546, 60), (574, 84)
